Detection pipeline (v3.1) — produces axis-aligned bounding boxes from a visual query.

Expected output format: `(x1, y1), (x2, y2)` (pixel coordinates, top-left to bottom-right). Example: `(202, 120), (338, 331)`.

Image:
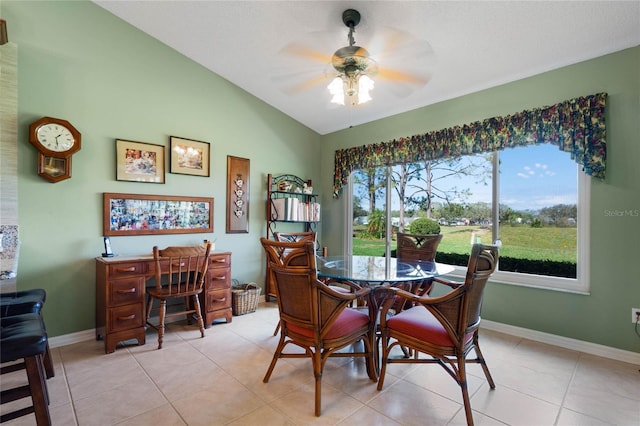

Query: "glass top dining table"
(316, 255), (455, 285)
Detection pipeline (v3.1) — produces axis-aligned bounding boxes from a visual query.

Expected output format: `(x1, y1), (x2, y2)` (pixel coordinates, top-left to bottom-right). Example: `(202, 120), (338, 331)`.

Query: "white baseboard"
(481, 319), (640, 365)
(49, 329), (96, 348)
(49, 313), (639, 365)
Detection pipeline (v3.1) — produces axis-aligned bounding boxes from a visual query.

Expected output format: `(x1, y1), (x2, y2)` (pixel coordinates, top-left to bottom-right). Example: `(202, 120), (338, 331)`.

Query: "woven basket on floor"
(231, 282), (261, 316)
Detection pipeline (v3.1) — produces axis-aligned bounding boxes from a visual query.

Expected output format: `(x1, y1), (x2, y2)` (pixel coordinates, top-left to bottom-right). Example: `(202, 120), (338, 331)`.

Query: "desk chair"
(146, 243), (211, 349)
(260, 238), (377, 416)
(377, 243), (499, 426)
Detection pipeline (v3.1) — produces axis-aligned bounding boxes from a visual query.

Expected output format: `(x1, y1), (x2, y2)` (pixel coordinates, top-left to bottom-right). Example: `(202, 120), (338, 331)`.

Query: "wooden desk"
(95, 251), (232, 353)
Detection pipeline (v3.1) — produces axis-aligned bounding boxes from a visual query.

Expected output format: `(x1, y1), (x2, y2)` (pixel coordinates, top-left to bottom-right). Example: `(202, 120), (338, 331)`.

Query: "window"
(350, 143), (590, 294)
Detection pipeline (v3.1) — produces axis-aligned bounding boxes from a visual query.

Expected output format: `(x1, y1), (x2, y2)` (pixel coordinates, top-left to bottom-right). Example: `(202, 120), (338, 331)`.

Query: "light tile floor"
(2, 303), (639, 425)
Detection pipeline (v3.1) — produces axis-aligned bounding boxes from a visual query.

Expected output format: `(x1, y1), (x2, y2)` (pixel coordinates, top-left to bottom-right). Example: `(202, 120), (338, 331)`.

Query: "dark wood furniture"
(145, 243), (211, 349)
(377, 244), (499, 426)
(95, 250), (232, 353)
(260, 238), (377, 417)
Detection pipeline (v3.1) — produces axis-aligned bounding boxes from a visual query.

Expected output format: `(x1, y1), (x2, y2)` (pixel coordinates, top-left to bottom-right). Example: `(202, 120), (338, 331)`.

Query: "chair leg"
(43, 342), (54, 379)
(272, 321), (280, 336)
(185, 296), (193, 324)
(263, 334), (286, 383)
(458, 355), (474, 426)
(312, 349), (322, 417)
(192, 294), (205, 338)
(377, 335), (390, 390)
(145, 295), (153, 324)
(25, 355), (52, 426)
(473, 337), (495, 389)
(157, 299), (166, 349)
(364, 333), (378, 381)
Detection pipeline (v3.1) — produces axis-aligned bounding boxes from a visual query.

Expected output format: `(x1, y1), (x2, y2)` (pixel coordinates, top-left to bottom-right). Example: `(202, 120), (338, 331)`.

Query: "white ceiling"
(94, 1), (640, 135)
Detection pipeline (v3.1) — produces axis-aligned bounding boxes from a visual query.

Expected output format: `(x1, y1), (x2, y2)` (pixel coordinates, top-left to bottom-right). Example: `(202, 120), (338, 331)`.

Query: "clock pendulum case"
(28, 117), (81, 183)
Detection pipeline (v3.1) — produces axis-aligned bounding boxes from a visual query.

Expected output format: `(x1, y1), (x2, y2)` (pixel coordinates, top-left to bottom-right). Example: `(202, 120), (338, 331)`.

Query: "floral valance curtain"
(333, 93), (607, 197)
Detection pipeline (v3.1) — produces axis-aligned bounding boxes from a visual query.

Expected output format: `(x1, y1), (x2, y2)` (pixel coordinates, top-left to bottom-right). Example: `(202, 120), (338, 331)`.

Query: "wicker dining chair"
(377, 243), (499, 426)
(396, 232), (443, 296)
(260, 237), (377, 416)
(268, 233), (316, 335)
(273, 231), (316, 245)
(145, 242), (211, 349)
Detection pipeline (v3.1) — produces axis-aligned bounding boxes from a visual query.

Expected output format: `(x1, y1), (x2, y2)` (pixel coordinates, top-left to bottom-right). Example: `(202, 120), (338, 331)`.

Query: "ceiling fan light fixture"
(328, 9), (377, 106)
(328, 73), (374, 106)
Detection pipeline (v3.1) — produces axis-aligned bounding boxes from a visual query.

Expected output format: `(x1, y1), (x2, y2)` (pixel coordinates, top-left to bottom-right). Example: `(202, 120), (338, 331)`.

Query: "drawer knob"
(116, 266), (137, 273)
(213, 276), (226, 281)
(118, 314), (136, 321)
(116, 288), (136, 294)
(212, 259), (227, 263)
(213, 297), (227, 302)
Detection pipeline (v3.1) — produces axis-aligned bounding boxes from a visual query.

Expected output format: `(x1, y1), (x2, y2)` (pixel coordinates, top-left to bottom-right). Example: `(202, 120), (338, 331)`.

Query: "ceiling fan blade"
(370, 26), (435, 61)
(379, 29), (414, 57)
(279, 42), (332, 64)
(271, 67), (335, 94)
(284, 74), (332, 94)
(377, 67), (429, 86)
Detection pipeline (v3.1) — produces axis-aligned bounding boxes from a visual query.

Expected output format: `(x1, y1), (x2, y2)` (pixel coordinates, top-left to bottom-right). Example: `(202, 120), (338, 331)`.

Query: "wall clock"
(28, 116), (81, 183)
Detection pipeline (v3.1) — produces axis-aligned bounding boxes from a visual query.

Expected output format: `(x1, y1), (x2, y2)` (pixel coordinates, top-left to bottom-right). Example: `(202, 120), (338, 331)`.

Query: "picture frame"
(226, 156), (250, 233)
(103, 192), (213, 236)
(115, 139), (165, 183)
(169, 136), (210, 177)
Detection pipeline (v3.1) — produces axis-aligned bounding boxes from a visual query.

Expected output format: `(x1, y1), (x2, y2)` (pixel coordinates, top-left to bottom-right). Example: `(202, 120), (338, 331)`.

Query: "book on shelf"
(271, 197), (320, 222)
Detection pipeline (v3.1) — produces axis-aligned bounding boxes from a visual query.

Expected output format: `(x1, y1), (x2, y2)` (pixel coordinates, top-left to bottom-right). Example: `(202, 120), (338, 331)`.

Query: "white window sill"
(442, 265), (590, 295)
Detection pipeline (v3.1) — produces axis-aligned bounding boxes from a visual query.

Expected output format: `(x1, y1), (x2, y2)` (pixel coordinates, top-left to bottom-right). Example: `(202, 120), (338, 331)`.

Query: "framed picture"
(116, 139), (165, 183)
(226, 156), (249, 233)
(169, 136), (210, 177)
(103, 192), (213, 236)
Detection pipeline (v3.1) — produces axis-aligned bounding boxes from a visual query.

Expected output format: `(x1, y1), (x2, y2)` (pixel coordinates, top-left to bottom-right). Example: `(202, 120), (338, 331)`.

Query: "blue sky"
(359, 143), (578, 213)
(440, 143), (578, 211)
(496, 144), (577, 211)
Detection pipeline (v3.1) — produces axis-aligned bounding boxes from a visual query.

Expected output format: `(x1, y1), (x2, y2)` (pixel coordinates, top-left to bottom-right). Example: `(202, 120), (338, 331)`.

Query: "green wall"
(319, 46), (640, 353)
(3, 1), (321, 337)
(3, 1), (639, 354)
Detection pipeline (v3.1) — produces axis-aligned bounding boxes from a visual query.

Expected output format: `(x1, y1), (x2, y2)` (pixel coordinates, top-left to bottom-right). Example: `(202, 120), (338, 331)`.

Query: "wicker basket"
(231, 281), (261, 316)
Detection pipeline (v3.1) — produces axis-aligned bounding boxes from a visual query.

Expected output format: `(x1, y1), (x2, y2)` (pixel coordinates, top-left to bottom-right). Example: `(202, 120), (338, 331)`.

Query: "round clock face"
(36, 123), (76, 152)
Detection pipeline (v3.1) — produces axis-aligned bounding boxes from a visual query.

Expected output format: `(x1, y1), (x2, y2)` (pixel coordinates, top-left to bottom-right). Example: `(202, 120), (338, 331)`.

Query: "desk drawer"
(108, 262), (146, 278)
(108, 304), (144, 333)
(205, 289), (231, 312)
(108, 277), (144, 306)
(208, 253), (230, 269)
(208, 268), (230, 290)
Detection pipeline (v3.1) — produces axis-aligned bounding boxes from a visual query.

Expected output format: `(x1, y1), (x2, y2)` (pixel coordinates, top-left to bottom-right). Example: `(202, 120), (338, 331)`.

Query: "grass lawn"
(353, 225), (576, 262)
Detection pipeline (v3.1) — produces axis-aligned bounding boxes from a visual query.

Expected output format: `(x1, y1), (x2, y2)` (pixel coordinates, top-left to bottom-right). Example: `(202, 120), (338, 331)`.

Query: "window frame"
(347, 150), (591, 294)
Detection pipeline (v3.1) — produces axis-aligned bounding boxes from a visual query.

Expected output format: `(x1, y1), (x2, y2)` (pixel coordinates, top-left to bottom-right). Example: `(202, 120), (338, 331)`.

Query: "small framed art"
(115, 139), (165, 183)
(169, 136), (210, 177)
(226, 156), (249, 233)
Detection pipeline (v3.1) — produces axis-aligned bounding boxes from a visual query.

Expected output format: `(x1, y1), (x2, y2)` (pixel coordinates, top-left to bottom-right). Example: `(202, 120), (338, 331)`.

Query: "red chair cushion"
(288, 307), (370, 340)
(386, 306), (471, 348)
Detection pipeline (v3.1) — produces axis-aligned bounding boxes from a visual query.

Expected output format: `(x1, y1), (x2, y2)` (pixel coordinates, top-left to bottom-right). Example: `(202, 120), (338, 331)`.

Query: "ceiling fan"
(274, 9), (433, 107)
